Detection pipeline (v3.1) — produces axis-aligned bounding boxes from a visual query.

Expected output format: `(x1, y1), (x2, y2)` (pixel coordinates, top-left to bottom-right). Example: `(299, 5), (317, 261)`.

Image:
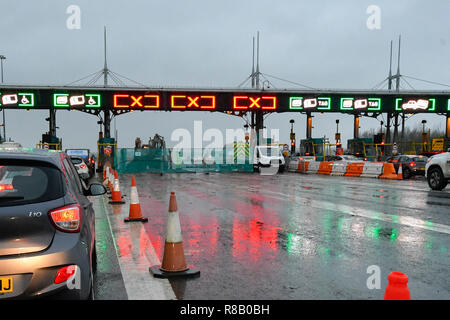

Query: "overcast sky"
(1, 0), (450, 151)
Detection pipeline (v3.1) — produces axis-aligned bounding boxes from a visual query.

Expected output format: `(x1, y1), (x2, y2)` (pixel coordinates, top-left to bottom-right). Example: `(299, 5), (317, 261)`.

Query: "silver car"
(0, 149), (106, 299)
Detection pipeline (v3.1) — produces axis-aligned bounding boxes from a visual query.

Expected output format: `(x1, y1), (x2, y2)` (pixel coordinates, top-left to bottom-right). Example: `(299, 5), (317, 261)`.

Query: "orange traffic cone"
(124, 176), (148, 223)
(398, 164), (403, 180)
(109, 171), (125, 204)
(102, 166), (110, 189)
(108, 169), (114, 192)
(384, 272), (411, 300)
(150, 192), (200, 278)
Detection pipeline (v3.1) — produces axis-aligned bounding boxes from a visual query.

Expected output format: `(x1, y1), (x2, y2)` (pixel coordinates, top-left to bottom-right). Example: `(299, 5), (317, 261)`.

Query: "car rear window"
(70, 158), (82, 164)
(413, 156), (428, 162)
(0, 162), (65, 207)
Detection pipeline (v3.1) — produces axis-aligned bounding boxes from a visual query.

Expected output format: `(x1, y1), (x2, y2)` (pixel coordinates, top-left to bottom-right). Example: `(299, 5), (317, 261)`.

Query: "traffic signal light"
(291, 141), (295, 153)
(335, 133), (341, 142)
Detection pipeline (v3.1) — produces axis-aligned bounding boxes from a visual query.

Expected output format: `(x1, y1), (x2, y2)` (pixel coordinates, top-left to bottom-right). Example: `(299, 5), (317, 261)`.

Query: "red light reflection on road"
(117, 235), (131, 257)
(142, 190), (219, 260)
(232, 216), (279, 261)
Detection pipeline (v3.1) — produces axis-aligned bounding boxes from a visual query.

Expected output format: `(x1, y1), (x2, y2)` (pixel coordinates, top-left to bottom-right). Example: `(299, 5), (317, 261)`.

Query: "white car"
(70, 156), (90, 179)
(253, 145), (285, 173)
(336, 155), (362, 162)
(425, 149), (450, 190)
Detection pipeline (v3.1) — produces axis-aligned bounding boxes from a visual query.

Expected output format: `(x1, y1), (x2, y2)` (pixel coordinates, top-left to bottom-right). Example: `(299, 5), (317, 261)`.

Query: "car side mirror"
(87, 183), (107, 196)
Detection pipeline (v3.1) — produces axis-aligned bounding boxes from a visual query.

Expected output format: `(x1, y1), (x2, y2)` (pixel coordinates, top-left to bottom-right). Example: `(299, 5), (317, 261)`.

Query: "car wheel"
(92, 242), (97, 273)
(402, 167), (411, 179)
(87, 271), (95, 300)
(427, 167), (447, 190)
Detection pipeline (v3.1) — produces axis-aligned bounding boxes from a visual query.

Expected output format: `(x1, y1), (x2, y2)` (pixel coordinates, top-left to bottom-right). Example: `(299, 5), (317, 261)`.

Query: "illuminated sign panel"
(113, 94), (160, 109)
(170, 95), (216, 110)
(289, 97), (331, 111)
(395, 98), (435, 112)
(0, 92), (35, 107)
(232, 95), (277, 110)
(53, 93), (101, 108)
(340, 97), (381, 111)
(447, 99), (450, 111)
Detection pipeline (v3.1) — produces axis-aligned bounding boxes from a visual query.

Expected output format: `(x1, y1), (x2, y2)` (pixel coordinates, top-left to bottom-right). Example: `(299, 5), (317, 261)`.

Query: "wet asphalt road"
(96, 172), (450, 300)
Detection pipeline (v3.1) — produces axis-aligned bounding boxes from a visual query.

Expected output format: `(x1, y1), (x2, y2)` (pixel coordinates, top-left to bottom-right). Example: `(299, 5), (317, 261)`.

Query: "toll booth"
(347, 138), (372, 159)
(37, 134), (61, 150)
(300, 138), (324, 160)
(97, 137), (116, 172)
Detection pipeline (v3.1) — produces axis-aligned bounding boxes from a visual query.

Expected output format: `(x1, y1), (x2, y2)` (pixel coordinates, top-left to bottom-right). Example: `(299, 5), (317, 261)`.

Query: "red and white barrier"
(330, 162), (348, 176)
(289, 160), (402, 180)
(306, 161), (320, 174)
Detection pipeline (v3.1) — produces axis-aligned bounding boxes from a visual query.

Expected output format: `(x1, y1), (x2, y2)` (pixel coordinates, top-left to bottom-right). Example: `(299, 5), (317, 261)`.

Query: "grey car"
(0, 149), (106, 299)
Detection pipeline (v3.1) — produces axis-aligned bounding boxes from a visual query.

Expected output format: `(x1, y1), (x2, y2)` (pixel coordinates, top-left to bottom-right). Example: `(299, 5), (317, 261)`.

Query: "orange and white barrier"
(291, 160), (404, 180)
(330, 162), (348, 176)
(344, 162), (365, 177)
(317, 161), (333, 175)
(360, 162), (384, 178)
(379, 163), (398, 180)
(306, 161), (320, 174)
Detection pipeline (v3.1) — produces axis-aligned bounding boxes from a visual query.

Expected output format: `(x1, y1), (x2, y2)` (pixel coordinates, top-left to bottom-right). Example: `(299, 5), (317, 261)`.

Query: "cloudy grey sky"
(1, 0), (450, 151)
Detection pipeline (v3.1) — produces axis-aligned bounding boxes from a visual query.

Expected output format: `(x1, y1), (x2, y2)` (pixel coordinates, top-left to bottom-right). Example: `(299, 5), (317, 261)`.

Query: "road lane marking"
(95, 195), (176, 300)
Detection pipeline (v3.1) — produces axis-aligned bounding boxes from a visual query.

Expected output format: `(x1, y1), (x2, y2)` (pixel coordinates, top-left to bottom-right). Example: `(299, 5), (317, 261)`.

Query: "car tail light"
(410, 162), (416, 167)
(54, 265), (77, 284)
(80, 164), (87, 169)
(392, 160), (399, 163)
(0, 184), (13, 192)
(49, 204), (81, 233)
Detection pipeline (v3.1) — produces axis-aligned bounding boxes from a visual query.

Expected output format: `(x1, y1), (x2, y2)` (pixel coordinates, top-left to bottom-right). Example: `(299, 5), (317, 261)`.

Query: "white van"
(253, 145), (285, 173)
